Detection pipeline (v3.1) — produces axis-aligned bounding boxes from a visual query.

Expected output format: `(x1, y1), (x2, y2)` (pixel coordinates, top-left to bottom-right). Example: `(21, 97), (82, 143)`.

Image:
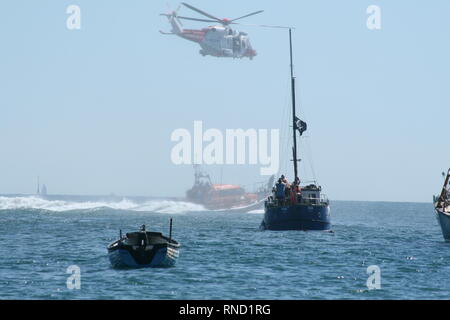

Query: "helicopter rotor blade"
(232, 22), (294, 29)
(177, 16), (218, 23)
(229, 10), (264, 23)
(181, 2), (222, 23)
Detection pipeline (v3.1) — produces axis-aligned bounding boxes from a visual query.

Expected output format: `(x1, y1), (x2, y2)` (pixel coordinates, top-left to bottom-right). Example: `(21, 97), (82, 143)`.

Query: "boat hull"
(108, 245), (179, 268)
(435, 208), (450, 242)
(261, 203), (331, 231)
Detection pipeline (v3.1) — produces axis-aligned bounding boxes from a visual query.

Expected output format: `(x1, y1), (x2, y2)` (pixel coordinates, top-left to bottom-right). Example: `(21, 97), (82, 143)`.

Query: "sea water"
(0, 196), (448, 299)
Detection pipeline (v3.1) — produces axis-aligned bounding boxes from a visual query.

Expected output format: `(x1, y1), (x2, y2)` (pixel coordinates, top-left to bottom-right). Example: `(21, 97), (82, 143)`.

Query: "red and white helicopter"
(160, 3), (289, 60)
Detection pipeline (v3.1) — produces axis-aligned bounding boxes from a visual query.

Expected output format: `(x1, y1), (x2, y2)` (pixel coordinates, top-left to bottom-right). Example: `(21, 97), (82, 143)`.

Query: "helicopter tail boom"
(160, 12), (184, 35)
(161, 12), (206, 43)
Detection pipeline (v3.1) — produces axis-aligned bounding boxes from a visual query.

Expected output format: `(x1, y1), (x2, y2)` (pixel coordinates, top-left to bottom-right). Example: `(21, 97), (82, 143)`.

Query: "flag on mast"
(294, 116), (307, 136)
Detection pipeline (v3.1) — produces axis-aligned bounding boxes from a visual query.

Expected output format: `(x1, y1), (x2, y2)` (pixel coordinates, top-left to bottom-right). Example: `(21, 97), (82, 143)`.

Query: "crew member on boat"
(271, 175), (304, 206)
(274, 178), (286, 205)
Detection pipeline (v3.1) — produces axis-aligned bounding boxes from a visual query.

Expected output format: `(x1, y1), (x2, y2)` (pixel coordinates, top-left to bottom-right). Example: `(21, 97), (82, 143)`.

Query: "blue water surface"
(0, 199), (448, 299)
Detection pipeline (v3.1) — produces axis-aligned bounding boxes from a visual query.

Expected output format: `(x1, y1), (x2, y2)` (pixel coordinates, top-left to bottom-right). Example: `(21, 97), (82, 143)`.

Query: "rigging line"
(291, 58), (317, 184)
(283, 120), (291, 175)
(298, 138), (309, 182)
(297, 136), (316, 184)
(279, 77), (291, 176)
(283, 118), (291, 175)
(281, 77), (290, 140)
(305, 137), (317, 184)
(294, 86), (317, 182)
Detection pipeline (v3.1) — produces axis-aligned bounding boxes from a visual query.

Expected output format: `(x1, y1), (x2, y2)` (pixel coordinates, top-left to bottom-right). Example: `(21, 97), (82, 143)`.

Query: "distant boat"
(107, 219), (180, 268)
(186, 166), (274, 212)
(260, 29), (331, 231)
(36, 176), (48, 197)
(433, 169), (450, 241)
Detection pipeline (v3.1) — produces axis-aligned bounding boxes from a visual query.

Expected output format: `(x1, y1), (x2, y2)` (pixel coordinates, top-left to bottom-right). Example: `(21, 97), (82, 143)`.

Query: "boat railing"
(299, 194), (329, 205)
(266, 193), (329, 207)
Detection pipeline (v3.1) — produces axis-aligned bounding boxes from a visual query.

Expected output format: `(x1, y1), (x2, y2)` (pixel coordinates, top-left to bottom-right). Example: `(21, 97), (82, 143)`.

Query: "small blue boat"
(434, 169), (450, 242)
(107, 220), (180, 268)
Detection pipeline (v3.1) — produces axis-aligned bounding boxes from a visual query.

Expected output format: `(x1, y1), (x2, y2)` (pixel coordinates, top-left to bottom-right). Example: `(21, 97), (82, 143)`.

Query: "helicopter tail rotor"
(160, 8), (184, 35)
(163, 3), (183, 25)
(175, 4), (182, 25)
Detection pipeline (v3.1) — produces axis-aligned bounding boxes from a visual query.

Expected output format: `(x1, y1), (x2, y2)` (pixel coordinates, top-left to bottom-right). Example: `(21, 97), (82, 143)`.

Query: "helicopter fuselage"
(198, 26), (256, 59)
(162, 14), (256, 59)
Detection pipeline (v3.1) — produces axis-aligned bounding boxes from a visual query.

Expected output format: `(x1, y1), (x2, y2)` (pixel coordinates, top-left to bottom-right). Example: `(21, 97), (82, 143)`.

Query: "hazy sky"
(1, 0), (449, 202)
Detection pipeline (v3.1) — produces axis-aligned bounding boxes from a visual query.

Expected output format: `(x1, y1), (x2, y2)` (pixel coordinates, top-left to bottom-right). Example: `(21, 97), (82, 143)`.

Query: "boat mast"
(289, 28), (299, 181)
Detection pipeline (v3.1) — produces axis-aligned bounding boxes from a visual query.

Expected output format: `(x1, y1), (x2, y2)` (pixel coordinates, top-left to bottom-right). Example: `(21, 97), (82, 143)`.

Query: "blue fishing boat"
(107, 219), (180, 268)
(434, 169), (450, 241)
(261, 29), (331, 231)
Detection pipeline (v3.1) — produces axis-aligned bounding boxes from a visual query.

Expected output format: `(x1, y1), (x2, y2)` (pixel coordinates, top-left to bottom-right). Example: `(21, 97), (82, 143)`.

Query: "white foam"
(247, 209), (264, 214)
(0, 196), (205, 214)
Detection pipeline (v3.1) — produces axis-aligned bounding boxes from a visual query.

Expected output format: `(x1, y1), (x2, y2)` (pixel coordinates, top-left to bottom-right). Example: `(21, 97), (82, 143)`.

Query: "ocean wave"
(0, 196), (205, 214)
